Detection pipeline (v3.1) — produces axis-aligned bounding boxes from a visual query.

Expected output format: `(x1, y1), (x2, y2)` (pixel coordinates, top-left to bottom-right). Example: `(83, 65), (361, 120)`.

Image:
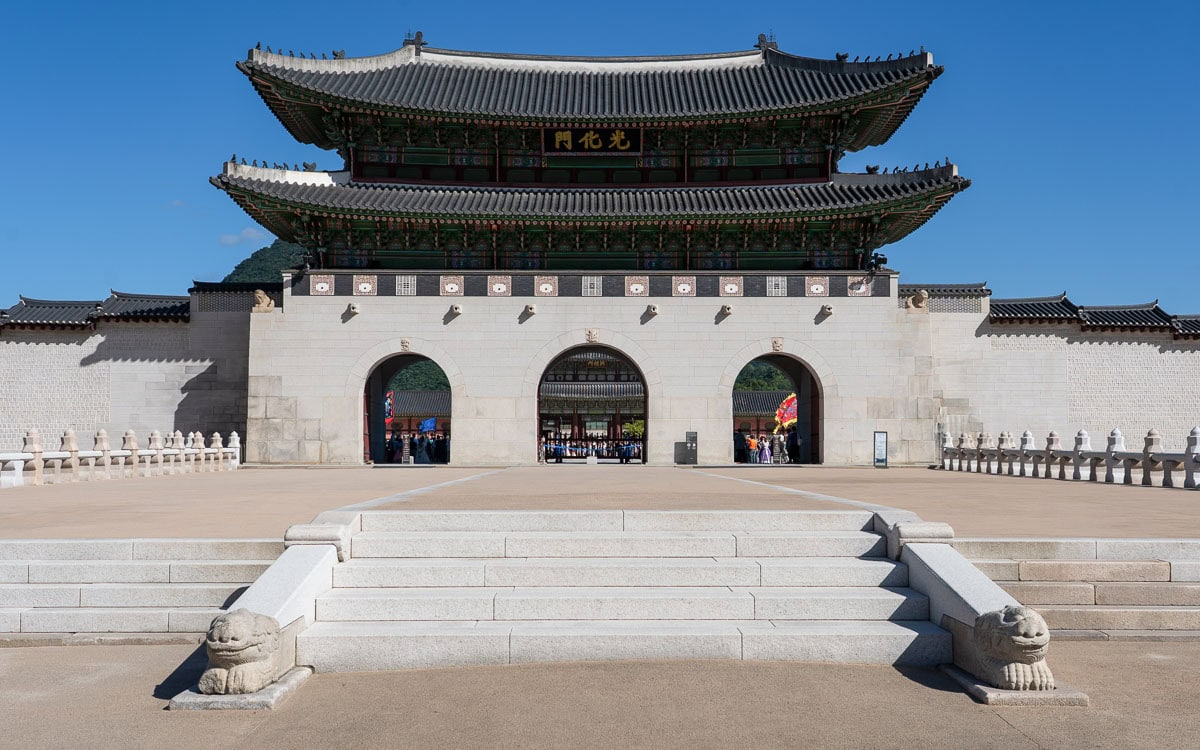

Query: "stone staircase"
(296, 510), (950, 672)
(957, 538), (1200, 636)
(0, 539), (282, 636)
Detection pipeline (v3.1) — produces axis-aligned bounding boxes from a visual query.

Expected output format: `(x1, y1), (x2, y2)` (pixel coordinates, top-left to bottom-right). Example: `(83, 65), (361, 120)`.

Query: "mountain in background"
(223, 239), (307, 283)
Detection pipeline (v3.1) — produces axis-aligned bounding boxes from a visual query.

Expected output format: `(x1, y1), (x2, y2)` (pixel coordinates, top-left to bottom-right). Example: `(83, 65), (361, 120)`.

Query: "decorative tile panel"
(847, 276), (871, 297)
(672, 276), (697, 297)
(534, 276), (559, 297)
(582, 276), (603, 297)
(352, 275), (377, 296)
(719, 276), (743, 297)
(767, 276), (787, 297)
(396, 275), (417, 296)
(625, 276), (649, 297)
(309, 275), (334, 296)
(487, 275), (512, 296)
(440, 275), (464, 296)
(805, 276), (829, 297)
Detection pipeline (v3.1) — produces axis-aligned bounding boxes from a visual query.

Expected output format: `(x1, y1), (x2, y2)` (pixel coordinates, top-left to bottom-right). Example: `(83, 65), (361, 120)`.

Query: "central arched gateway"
(732, 354), (822, 464)
(364, 353), (452, 464)
(538, 346), (646, 463)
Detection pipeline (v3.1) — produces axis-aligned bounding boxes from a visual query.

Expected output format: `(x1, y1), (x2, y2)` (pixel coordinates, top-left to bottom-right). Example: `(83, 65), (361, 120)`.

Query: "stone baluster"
(60, 429), (79, 483)
(171, 430), (186, 474)
(1104, 428), (1125, 484)
(209, 432), (223, 471)
(955, 433), (969, 471)
(191, 431), (205, 471)
(1141, 429), (1162, 487)
(941, 431), (954, 470)
(1185, 427), (1200, 490)
(1018, 430), (1035, 477)
(22, 429), (43, 486)
(977, 432), (993, 474)
(148, 430), (164, 477)
(994, 432), (1011, 475)
(122, 430), (140, 479)
(95, 429), (112, 480)
(1071, 430), (1090, 481)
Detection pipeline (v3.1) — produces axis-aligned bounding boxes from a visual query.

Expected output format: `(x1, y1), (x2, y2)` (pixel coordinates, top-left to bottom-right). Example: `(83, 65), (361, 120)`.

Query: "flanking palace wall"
(0, 291), (253, 449)
(3, 281), (1198, 465)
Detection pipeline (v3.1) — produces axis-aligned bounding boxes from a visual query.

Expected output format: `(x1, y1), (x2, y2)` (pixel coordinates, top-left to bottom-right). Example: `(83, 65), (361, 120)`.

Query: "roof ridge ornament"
(754, 33), (778, 51)
(404, 30), (427, 57)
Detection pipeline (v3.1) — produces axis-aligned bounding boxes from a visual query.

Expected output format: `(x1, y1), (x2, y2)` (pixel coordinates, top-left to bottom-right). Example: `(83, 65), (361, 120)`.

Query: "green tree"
(387, 360), (450, 391)
(223, 240), (308, 283)
(734, 360), (793, 391)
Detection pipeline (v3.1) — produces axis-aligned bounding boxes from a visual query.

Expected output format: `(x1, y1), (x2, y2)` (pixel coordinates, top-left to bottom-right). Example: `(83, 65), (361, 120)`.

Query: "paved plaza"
(2, 465), (1199, 747)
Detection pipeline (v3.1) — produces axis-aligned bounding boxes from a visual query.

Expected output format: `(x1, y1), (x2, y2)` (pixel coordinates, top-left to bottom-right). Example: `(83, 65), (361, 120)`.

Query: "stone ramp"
(297, 510), (950, 672)
(0, 539), (282, 636)
(959, 538), (1200, 635)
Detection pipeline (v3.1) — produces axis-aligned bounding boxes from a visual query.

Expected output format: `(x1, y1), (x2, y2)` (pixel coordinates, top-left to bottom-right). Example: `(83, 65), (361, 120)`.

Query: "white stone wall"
(0, 302), (251, 450)
(246, 278), (941, 466)
(928, 310), (1200, 450)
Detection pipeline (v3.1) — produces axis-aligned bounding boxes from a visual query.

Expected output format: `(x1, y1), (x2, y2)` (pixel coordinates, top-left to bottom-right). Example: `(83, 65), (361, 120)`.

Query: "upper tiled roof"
(898, 283), (990, 298)
(387, 389), (451, 417)
(240, 38), (940, 148)
(1, 292), (190, 329)
(989, 293), (1197, 337)
(1078, 302), (1172, 330)
(989, 293), (1078, 321)
(212, 162), (967, 224)
(190, 281), (286, 294)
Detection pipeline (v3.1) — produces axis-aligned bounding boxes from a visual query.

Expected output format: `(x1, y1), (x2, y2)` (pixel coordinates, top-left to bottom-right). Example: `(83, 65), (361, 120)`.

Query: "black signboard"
(542, 127), (642, 155)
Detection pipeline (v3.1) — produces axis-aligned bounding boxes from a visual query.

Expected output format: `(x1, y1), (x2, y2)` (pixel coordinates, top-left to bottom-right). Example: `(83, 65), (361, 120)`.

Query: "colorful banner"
(774, 393), (798, 433)
(418, 417), (437, 433)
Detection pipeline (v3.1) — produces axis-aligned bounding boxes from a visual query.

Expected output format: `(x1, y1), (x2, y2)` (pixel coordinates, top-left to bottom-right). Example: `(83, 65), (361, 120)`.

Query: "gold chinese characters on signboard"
(542, 128), (642, 154)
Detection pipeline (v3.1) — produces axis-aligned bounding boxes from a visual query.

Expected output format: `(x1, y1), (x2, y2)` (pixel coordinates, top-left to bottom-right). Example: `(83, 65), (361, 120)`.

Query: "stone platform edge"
(168, 666), (312, 710)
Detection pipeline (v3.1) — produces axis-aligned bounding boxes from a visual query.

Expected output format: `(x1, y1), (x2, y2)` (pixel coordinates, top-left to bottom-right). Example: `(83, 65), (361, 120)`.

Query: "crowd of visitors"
(385, 433), (451, 464)
(733, 427), (801, 464)
(539, 437), (644, 463)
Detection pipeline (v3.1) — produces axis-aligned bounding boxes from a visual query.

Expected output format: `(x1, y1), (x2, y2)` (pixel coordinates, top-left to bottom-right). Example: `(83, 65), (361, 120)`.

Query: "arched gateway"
(733, 355), (822, 464)
(538, 347), (646, 463)
(363, 354), (452, 464)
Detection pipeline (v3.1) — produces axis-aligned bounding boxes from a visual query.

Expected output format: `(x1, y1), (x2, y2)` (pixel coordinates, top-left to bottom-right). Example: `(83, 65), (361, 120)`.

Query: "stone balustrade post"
(122, 430), (139, 479)
(977, 432), (993, 474)
(941, 431), (953, 470)
(955, 433), (969, 471)
(60, 429), (79, 483)
(1072, 430), (1090, 481)
(170, 430), (185, 474)
(1183, 427), (1200, 490)
(95, 429), (111, 480)
(148, 430), (164, 477)
(209, 432), (223, 471)
(1104, 428), (1125, 484)
(1019, 430), (1035, 477)
(998, 431), (1015, 475)
(227, 431), (242, 468)
(190, 431), (204, 471)
(1141, 429), (1161, 487)
(22, 429), (43, 486)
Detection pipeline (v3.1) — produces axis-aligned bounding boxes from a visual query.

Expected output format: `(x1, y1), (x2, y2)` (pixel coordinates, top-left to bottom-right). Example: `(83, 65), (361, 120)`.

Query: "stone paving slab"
(4, 642), (1200, 747)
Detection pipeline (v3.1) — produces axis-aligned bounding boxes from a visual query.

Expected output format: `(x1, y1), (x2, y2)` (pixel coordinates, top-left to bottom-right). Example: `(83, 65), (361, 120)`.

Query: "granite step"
(16, 607), (226, 633)
(0, 539), (283, 562)
(350, 531), (885, 560)
(316, 586), (927, 622)
(1000, 581), (1200, 607)
(357, 510), (875, 533)
(1038, 605), (1200, 631)
(332, 557), (908, 588)
(296, 619), (951, 673)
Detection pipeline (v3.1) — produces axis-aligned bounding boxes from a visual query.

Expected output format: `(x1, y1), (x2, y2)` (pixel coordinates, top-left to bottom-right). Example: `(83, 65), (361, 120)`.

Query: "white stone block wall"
(0, 299), (251, 449)
(246, 279), (941, 466)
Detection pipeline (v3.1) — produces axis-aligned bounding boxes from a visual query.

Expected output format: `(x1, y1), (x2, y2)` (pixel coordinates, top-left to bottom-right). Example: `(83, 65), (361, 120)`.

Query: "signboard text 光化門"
(542, 128), (642, 155)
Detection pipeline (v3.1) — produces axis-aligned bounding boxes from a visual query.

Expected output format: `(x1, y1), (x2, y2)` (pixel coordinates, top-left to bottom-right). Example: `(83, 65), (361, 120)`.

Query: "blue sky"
(3, 0), (1197, 311)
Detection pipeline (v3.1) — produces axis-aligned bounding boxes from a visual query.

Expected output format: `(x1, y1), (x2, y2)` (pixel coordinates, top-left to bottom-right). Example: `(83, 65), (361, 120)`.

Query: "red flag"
(774, 393), (798, 433)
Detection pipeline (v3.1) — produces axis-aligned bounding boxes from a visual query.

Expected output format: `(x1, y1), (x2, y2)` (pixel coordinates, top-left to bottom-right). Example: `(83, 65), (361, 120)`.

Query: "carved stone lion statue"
(905, 289), (929, 310)
(974, 604), (1054, 690)
(252, 289), (275, 312)
(198, 609), (282, 695)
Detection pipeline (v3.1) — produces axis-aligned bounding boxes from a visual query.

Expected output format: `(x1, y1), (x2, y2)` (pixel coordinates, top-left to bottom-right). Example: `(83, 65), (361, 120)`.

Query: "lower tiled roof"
(990, 293), (1196, 337)
(733, 390), (793, 415)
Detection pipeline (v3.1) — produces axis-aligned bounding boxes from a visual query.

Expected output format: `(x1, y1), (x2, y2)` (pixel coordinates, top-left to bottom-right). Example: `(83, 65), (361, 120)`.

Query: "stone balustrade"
(0, 428), (240, 489)
(939, 427), (1200, 490)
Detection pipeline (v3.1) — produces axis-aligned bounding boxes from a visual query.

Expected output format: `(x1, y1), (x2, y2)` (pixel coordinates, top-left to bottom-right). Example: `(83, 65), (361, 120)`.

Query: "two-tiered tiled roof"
(240, 40), (941, 149)
(212, 162), (968, 244)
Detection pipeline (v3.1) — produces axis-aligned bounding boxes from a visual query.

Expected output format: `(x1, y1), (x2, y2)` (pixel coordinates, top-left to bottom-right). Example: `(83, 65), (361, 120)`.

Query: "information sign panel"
(873, 431), (888, 468)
